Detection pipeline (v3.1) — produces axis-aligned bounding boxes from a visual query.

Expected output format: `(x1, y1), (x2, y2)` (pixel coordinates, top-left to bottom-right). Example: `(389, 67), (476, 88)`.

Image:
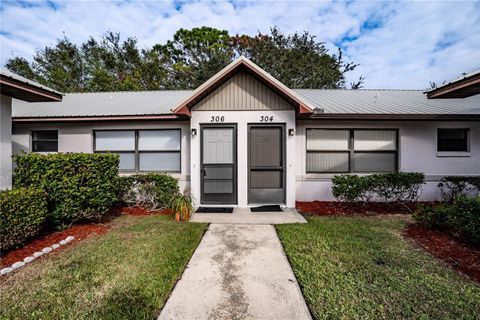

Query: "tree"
(233, 27), (364, 89)
(155, 27), (235, 89)
(5, 27), (364, 92)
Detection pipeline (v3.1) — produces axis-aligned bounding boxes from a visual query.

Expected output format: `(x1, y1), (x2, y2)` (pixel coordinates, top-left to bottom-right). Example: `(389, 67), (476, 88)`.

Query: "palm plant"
(170, 192), (194, 222)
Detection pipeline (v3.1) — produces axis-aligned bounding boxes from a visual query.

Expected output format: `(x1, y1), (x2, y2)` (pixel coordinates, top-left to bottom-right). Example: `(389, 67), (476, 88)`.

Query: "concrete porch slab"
(189, 207), (307, 224)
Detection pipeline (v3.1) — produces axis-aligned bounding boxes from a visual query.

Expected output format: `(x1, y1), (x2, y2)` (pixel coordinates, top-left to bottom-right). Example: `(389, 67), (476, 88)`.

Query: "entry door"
(248, 125), (285, 204)
(201, 125), (237, 204)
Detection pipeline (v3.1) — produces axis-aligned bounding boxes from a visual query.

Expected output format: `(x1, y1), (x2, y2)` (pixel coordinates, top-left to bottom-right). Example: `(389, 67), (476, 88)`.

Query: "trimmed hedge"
(0, 188), (48, 250)
(437, 176), (480, 202)
(414, 196), (480, 246)
(332, 172), (425, 205)
(14, 153), (119, 228)
(116, 173), (179, 210)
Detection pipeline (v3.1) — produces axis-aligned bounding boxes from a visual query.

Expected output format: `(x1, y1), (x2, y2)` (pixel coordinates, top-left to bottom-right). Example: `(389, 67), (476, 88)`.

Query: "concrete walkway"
(159, 224), (312, 320)
(190, 208), (307, 224)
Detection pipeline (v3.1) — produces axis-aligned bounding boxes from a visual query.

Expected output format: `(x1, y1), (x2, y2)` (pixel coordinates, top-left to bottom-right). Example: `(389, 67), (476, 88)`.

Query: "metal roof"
(295, 89), (480, 115)
(12, 88), (480, 119)
(12, 90), (192, 118)
(1, 69), (63, 96)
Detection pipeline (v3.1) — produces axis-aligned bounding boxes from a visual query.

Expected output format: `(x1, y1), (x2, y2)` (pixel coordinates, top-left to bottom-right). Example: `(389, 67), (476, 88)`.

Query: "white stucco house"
(0, 70), (62, 190)
(9, 57), (480, 207)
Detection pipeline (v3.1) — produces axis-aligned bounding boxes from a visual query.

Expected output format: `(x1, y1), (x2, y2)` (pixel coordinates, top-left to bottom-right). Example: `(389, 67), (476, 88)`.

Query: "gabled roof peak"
(172, 56), (314, 116)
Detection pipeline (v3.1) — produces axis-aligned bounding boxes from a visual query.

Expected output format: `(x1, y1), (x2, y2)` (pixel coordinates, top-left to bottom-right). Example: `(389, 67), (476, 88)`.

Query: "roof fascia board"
(426, 73), (480, 98)
(308, 113), (480, 120)
(12, 114), (182, 122)
(0, 78), (63, 101)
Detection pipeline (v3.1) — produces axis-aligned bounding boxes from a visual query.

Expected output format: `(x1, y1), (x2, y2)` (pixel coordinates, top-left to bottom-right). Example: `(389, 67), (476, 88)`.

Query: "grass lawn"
(0, 215), (207, 319)
(276, 215), (480, 320)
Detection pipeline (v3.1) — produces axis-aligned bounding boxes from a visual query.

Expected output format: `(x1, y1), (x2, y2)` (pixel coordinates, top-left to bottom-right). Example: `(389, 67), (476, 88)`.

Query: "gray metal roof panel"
(294, 89), (480, 115)
(13, 90), (192, 118)
(12, 88), (480, 118)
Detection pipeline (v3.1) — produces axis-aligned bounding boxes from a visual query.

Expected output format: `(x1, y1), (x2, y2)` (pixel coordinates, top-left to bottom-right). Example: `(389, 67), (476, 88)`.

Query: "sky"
(0, 0), (479, 89)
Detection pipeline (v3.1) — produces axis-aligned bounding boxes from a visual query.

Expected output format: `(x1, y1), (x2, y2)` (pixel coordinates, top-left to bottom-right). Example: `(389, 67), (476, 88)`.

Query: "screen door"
(248, 125), (285, 204)
(201, 125), (237, 204)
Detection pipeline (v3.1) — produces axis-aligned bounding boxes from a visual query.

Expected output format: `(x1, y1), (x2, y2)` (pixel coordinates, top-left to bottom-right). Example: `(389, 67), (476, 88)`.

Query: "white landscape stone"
(23, 256), (35, 263)
(52, 244), (60, 249)
(59, 240), (67, 245)
(1, 267), (14, 275)
(42, 247), (53, 254)
(32, 251), (44, 258)
(65, 236), (75, 242)
(11, 261), (25, 270)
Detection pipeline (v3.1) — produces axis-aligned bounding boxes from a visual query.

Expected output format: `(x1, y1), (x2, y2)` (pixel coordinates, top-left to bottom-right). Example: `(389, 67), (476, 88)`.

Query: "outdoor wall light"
(288, 128), (295, 136)
(191, 128), (197, 136)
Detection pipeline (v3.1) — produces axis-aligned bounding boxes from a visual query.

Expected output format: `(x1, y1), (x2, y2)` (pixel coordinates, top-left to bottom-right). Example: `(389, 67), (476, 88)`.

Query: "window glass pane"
(33, 130), (57, 140)
(437, 129), (468, 152)
(118, 152), (136, 171)
(33, 141), (58, 152)
(95, 131), (135, 151)
(138, 130), (180, 151)
(204, 181), (233, 194)
(353, 152), (396, 172)
(203, 128), (233, 164)
(139, 152), (180, 172)
(307, 129), (349, 150)
(306, 152), (349, 173)
(250, 171), (282, 188)
(354, 130), (396, 150)
(204, 166), (233, 180)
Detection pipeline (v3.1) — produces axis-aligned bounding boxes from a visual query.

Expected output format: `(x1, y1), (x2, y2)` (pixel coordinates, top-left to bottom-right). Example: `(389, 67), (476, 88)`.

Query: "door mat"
(196, 207), (234, 213)
(250, 205), (283, 212)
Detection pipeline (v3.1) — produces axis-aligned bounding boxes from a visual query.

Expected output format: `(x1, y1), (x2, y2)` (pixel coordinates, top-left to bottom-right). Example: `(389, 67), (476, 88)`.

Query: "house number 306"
(260, 116), (274, 122)
(210, 116), (225, 122)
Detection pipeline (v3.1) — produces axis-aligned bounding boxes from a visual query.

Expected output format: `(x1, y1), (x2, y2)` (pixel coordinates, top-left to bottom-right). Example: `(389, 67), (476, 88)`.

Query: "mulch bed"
(108, 205), (173, 216)
(403, 225), (480, 282)
(1, 205), (173, 268)
(1, 223), (109, 268)
(296, 201), (416, 215)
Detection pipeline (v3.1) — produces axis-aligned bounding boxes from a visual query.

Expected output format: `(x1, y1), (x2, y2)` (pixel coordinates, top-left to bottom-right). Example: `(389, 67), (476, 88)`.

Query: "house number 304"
(210, 116), (225, 122)
(260, 116), (274, 122)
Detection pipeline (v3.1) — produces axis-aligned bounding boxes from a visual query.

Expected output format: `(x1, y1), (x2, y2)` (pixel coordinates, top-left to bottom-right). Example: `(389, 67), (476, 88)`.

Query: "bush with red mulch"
(404, 224), (480, 282)
(296, 201), (418, 216)
(1, 223), (109, 268)
(1, 205), (173, 269)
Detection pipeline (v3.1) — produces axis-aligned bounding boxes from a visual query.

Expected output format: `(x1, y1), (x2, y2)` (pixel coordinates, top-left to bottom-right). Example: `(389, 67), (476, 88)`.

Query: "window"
(437, 129), (469, 152)
(32, 130), (58, 152)
(306, 129), (398, 173)
(94, 129), (181, 172)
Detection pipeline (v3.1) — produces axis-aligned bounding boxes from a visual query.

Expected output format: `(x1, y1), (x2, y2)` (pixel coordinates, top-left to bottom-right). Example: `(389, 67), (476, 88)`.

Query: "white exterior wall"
(296, 120), (480, 201)
(12, 121), (191, 192)
(0, 95), (13, 190)
(190, 110), (296, 208)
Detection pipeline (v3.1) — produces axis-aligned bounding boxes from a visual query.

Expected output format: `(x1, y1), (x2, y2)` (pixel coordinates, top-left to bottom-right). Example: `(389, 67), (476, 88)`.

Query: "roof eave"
(307, 113), (480, 121)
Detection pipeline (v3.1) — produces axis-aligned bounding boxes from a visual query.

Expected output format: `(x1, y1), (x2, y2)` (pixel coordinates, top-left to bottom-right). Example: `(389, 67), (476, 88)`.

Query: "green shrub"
(438, 176), (480, 201)
(14, 153), (119, 228)
(414, 196), (480, 246)
(331, 175), (375, 202)
(0, 188), (48, 250)
(413, 203), (449, 229)
(447, 196), (480, 246)
(116, 173), (179, 210)
(332, 172), (425, 205)
(373, 172), (425, 203)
